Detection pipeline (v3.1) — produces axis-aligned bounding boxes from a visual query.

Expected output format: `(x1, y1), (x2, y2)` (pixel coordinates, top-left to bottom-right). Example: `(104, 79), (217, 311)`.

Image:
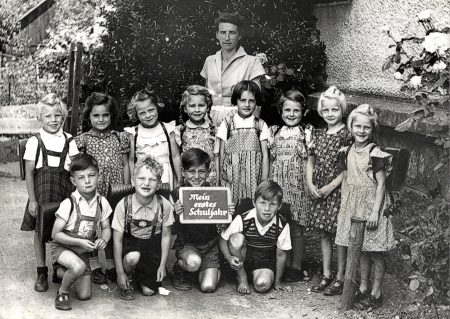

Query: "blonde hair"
(37, 93), (68, 120)
(347, 104), (379, 133)
(127, 89), (165, 123)
(317, 86), (347, 117)
(134, 155), (164, 180)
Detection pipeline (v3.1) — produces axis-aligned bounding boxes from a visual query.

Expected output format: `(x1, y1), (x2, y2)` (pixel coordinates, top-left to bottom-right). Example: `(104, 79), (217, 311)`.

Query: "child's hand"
(28, 201), (38, 217)
(273, 281), (292, 292)
(78, 239), (96, 252)
(318, 184), (333, 198)
(156, 264), (166, 282)
(94, 238), (107, 251)
(367, 210), (379, 230)
(226, 256), (243, 270)
(228, 203), (235, 215)
(174, 200), (184, 216)
(117, 272), (129, 290)
(307, 183), (322, 199)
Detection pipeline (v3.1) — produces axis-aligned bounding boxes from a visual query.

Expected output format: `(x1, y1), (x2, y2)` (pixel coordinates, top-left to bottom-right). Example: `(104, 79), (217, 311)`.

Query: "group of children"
(21, 81), (396, 312)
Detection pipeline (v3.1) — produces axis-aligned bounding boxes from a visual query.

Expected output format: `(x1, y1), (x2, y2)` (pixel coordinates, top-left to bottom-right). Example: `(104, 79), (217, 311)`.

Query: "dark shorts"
(244, 245), (276, 275)
(123, 234), (162, 291)
(50, 241), (91, 276)
(175, 238), (220, 272)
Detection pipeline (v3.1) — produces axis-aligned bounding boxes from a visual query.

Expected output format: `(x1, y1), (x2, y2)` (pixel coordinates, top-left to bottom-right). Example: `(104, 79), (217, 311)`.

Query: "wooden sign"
(179, 187), (232, 224)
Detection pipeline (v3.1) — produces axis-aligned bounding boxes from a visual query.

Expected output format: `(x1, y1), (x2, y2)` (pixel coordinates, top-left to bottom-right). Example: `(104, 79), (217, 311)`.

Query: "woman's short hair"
(254, 180), (283, 203)
(317, 86), (347, 117)
(231, 80), (262, 106)
(127, 89), (165, 123)
(215, 12), (244, 31)
(347, 104), (379, 134)
(134, 155), (164, 180)
(277, 90), (306, 114)
(37, 93), (68, 120)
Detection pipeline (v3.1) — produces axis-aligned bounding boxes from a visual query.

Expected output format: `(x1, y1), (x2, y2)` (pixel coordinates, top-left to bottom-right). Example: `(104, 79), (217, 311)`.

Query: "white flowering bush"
(382, 10), (449, 125)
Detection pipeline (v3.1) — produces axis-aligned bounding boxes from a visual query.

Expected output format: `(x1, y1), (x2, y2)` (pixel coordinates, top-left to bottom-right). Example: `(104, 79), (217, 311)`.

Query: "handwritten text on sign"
(179, 187), (232, 224)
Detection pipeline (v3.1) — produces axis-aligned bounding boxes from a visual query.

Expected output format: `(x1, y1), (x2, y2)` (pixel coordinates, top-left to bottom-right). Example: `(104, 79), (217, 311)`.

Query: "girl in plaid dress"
(216, 81), (269, 205)
(269, 90), (313, 282)
(176, 85), (218, 185)
(20, 93), (79, 292)
(75, 92), (130, 284)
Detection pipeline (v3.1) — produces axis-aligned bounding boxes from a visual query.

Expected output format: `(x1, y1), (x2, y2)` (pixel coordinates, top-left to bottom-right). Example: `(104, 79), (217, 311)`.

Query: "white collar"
(72, 190), (99, 206)
(39, 127), (64, 138)
(234, 113), (255, 123)
(243, 208), (278, 229)
(186, 120), (210, 129)
(279, 125), (301, 138)
(132, 194), (158, 214)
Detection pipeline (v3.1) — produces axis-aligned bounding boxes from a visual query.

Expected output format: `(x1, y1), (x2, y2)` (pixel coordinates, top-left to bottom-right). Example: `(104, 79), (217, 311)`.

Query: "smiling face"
(253, 196), (282, 226)
(40, 105), (64, 134)
(90, 104), (111, 132)
(320, 98), (343, 128)
(281, 100), (303, 127)
(182, 163), (208, 187)
(184, 95), (208, 126)
(135, 100), (159, 128)
(133, 165), (160, 199)
(351, 114), (373, 147)
(216, 22), (241, 52)
(237, 90), (256, 119)
(70, 166), (99, 197)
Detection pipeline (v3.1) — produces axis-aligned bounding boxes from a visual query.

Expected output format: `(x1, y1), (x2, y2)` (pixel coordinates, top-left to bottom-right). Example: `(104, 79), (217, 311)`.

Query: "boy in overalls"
(51, 153), (113, 310)
(112, 155), (174, 300)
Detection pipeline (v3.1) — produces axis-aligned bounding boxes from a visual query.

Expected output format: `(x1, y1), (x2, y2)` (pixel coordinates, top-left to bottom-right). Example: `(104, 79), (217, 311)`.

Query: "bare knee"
(200, 278), (218, 293)
(253, 276), (272, 293)
(229, 233), (245, 250)
(141, 285), (155, 296)
(124, 252), (140, 267)
(69, 260), (86, 277)
(78, 290), (91, 301)
(183, 254), (201, 272)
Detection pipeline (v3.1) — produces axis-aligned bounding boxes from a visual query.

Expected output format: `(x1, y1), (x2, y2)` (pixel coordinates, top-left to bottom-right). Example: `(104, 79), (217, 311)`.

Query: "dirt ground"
(0, 161), (446, 319)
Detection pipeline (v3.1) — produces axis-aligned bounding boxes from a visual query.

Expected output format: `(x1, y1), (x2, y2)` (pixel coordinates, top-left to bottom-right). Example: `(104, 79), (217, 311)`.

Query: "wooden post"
(65, 42), (82, 135)
(340, 217), (366, 312)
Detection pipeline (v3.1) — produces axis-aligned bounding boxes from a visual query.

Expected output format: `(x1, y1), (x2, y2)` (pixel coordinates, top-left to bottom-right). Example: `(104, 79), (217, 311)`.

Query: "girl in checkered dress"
(216, 81), (270, 204)
(20, 93), (79, 293)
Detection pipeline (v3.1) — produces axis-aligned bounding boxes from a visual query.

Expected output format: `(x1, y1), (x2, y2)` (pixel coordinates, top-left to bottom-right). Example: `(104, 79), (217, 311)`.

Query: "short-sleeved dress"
(175, 120), (217, 185)
(269, 125), (312, 226)
(75, 129), (130, 196)
(335, 144), (396, 251)
(307, 127), (352, 233)
(125, 122), (176, 190)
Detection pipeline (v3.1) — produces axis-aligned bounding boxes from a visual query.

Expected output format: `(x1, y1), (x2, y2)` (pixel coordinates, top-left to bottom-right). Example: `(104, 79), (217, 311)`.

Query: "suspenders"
(124, 194), (164, 237)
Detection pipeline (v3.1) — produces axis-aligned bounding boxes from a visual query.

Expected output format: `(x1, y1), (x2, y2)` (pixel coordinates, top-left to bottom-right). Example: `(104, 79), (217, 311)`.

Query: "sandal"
(55, 291), (72, 311)
(324, 279), (344, 296)
(311, 276), (333, 293)
(354, 294), (383, 311)
(120, 287), (136, 301)
(91, 268), (107, 285)
(354, 289), (370, 304)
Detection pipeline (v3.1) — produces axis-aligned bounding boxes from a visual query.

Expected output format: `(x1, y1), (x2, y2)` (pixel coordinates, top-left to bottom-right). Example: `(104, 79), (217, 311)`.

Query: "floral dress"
(75, 129), (130, 196)
(175, 120), (217, 185)
(307, 127), (352, 233)
(269, 125), (312, 226)
(335, 144), (396, 251)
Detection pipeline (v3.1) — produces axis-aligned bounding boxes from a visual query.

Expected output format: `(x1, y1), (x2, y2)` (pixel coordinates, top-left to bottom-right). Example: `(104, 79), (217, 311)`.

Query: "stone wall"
(313, 0), (450, 98)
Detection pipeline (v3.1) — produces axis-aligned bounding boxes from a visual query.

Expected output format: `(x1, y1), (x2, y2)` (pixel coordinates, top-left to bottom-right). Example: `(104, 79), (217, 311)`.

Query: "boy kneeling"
(171, 148), (234, 292)
(112, 155), (173, 300)
(51, 153), (113, 310)
(219, 180), (292, 294)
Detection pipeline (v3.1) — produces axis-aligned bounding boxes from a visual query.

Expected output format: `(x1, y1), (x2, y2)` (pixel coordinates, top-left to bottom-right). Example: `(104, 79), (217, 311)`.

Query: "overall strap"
(225, 116), (235, 140)
(125, 194), (133, 234)
(274, 214), (280, 247)
(160, 122), (176, 177)
(58, 133), (70, 169)
(253, 117), (261, 138)
(93, 196), (103, 237)
(134, 126), (138, 163)
(71, 195), (83, 234)
(150, 195), (164, 238)
(35, 133), (48, 166)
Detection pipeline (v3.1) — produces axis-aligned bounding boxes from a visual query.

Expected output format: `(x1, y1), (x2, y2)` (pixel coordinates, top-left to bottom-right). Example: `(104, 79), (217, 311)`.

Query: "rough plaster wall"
(314, 0), (450, 98)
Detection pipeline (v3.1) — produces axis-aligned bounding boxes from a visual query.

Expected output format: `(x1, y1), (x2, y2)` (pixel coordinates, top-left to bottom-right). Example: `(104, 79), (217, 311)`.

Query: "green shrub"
(88, 0), (327, 124)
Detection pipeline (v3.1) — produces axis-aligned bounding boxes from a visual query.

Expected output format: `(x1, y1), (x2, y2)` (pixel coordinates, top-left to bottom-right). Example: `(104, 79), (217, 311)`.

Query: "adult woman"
(201, 12), (265, 126)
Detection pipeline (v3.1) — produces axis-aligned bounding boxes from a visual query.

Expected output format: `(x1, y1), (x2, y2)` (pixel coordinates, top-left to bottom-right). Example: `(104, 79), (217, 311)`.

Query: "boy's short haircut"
(134, 155), (164, 180)
(37, 93), (68, 120)
(231, 80), (262, 106)
(182, 148), (211, 170)
(254, 180), (283, 203)
(69, 153), (99, 176)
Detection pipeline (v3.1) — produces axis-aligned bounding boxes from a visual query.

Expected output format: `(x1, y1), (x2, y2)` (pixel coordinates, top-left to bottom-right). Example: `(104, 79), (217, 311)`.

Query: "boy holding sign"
(219, 180), (292, 294)
(171, 148), (235, 292)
